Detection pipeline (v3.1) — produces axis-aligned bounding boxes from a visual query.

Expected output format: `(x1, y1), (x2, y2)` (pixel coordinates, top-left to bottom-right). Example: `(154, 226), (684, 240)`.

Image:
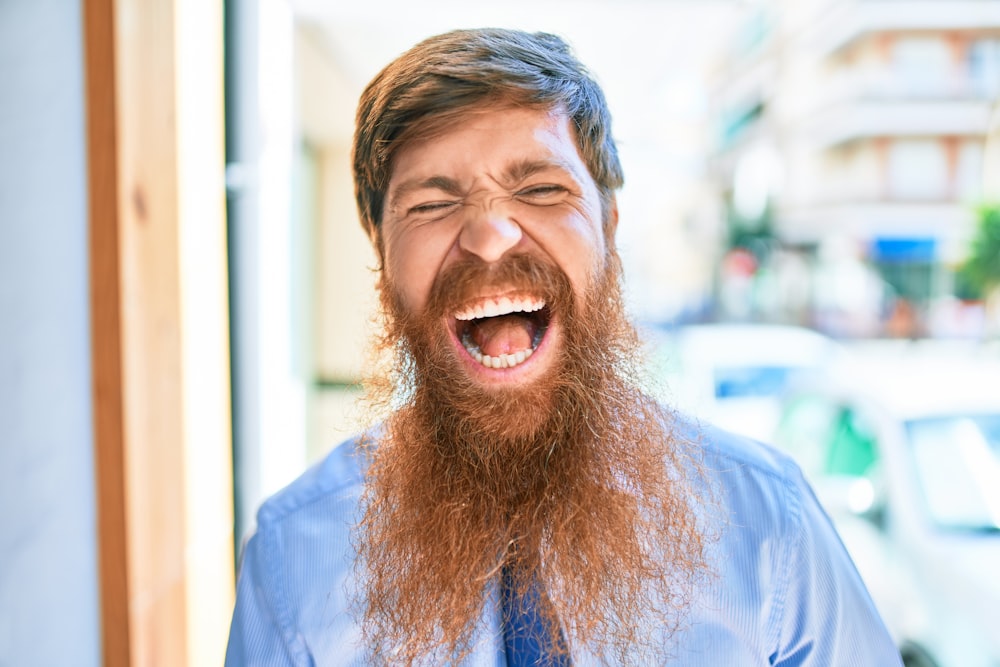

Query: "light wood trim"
(175, 0), (236, 663)
(85, 0), (234, 664)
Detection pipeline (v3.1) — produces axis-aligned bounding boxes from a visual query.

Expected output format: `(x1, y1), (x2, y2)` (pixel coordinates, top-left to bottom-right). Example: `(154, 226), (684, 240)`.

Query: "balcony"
(776, 200), (975, 248)
(801, 0), (1000, 58)
(797, 98), (994, 148)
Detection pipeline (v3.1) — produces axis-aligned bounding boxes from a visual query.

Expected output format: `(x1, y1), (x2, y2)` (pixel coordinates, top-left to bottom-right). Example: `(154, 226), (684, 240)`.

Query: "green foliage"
(958, 203), (1000, 299)
(725, 198), (776, 262)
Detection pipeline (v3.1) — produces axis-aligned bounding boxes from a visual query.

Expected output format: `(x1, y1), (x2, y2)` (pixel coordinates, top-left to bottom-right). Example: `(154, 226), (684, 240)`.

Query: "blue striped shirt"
(225, 420), (902, 666)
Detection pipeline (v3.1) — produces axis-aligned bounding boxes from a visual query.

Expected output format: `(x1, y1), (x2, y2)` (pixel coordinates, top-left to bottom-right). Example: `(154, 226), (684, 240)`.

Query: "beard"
(355, 249), (709, 665)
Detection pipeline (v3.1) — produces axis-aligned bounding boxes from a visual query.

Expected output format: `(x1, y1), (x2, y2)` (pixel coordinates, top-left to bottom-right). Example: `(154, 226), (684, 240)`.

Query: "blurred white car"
(772, 356), (1000, 667)
(645, 323), (845, 441)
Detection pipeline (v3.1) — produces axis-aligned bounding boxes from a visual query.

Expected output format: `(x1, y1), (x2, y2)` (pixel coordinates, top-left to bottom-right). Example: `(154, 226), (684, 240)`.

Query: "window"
(826, 409), (878, 478)
(908, 415), (1000, 531)
(774, 396), (842, 478)
(955, 140), (984, 202)
(968, 39), (1000, 98)
(775, 397), (879, 479)
(714, 366), (794, 399)
(887, 139), (948, 200)
(892, 37), (951, 97)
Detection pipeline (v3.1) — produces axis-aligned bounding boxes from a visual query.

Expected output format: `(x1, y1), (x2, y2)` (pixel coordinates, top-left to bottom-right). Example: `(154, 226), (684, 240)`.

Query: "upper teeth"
(454, 295), (545, 321)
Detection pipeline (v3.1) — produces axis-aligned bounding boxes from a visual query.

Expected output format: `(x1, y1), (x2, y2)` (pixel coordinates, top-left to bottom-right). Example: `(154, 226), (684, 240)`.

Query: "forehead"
(388, 106), (588, 184)
(395, 102), (571, 154)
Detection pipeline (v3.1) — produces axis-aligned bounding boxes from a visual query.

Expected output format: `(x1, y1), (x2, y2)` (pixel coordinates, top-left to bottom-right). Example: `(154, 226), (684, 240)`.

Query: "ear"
(365, 229), (386, 297)
(604, 196), (619, 240)
(368, 224), (386, 269)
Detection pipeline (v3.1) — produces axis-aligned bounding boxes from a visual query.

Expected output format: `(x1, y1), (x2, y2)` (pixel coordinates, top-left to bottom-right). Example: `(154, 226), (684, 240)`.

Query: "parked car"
(645, 323), (846, 441)
(772, 355), (1000, 667)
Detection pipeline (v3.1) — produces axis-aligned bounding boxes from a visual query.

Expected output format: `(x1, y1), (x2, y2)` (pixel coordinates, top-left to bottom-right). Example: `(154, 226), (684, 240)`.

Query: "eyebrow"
(500, 158), (579, 186)
(388, 175), (464, 211)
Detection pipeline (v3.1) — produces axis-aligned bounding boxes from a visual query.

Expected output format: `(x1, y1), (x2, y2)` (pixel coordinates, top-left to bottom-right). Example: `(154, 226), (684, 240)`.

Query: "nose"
(458, 206), (523, 263)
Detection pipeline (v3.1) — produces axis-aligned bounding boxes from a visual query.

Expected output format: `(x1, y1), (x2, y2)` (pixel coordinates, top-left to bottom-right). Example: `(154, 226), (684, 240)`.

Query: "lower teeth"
(468, 346), (533, 369)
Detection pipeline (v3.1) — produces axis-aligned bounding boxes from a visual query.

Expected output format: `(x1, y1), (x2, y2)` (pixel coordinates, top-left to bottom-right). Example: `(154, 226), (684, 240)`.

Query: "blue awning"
(870, 237), (937, 263)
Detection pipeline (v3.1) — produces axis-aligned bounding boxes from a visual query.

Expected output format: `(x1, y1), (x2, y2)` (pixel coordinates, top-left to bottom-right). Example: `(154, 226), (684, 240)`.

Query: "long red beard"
(356, 252), (709, 665)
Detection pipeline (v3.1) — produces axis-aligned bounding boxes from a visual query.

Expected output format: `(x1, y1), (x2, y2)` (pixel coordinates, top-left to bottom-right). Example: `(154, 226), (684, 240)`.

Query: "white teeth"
(469, 347), (534, 370)
(454, 294), (545, 370)
(454, 295), (546, 321)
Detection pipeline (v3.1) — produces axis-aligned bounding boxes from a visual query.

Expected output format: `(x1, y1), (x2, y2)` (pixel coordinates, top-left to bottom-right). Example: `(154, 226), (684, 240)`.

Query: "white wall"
(229, 0), (311, 545)
(0, 1), (101, 665)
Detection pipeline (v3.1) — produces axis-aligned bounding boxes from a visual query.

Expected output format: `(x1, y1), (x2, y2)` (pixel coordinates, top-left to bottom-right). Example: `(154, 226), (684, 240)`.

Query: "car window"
(714, 365), (794, 399)
(907, 414), (1000, 532)
(776, 396), (879, 479)
(826, 409), (878, 478)
(774, 395), (841, 477)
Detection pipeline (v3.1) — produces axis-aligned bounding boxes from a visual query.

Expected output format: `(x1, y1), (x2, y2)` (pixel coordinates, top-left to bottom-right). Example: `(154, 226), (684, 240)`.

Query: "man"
(226, 28), (901, 666)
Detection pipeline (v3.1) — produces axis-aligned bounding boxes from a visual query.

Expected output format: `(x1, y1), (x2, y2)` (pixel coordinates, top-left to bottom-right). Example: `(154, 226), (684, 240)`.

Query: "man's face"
(380, 107), (613, 389)
(361, 106), (705, 666)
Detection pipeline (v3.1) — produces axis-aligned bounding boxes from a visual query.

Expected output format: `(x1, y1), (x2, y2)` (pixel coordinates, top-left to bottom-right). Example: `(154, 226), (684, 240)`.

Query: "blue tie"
(500, 565), (570, 666)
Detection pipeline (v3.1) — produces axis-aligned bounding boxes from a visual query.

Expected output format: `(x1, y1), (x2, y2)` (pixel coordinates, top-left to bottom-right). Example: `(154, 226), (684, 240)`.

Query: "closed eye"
(409, 200), (459, 216)
(515, 184), (567, 201)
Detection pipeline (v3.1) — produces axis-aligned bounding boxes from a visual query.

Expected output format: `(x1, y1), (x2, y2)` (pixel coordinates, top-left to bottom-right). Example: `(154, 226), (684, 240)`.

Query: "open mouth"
(453, 294), (551, 370)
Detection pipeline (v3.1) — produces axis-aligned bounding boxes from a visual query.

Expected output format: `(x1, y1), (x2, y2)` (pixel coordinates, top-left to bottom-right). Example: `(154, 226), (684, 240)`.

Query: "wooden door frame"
(84, 0), (235, 664)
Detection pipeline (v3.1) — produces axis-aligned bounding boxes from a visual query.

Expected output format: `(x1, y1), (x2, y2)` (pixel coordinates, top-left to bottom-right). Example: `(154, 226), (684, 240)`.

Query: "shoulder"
(243, 434), (369, 599)
(251, 436), (370, 620)
(670, 414), (815, 574)
(254, 434), (369, 532)
(674, 415), (812, 630)
(229, 436), (372, 665)
(675, 414), (808, 514)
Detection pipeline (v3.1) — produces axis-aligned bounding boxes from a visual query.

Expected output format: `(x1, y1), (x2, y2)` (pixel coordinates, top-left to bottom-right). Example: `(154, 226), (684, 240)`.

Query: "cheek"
(383, 228), (452, 313)
(385, 254), (429, 313)
(540, 212), (607, 291)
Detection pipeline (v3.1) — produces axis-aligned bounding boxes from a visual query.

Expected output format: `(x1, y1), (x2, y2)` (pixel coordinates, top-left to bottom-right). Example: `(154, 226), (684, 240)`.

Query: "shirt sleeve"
(770, 462), (903, 667)
(225, 529), (310, 667)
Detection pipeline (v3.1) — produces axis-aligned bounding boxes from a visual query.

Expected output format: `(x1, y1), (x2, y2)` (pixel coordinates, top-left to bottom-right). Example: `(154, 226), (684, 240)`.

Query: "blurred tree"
(958, 203), (1000, 300)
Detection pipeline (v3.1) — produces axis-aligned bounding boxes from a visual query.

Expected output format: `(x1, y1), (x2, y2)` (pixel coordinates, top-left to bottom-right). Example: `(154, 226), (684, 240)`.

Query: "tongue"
(471, 314), (536, 357)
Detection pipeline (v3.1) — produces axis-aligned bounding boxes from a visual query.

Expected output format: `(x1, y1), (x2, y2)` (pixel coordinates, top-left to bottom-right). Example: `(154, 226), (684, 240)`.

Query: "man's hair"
(352, 28), (624, 247)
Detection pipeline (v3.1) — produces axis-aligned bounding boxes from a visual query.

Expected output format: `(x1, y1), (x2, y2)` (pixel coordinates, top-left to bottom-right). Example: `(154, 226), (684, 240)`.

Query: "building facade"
(711, 0), (1000, 337)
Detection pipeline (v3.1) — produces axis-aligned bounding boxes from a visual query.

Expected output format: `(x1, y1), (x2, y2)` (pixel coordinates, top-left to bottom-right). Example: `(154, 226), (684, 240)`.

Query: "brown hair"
(352, 28), (624, 248)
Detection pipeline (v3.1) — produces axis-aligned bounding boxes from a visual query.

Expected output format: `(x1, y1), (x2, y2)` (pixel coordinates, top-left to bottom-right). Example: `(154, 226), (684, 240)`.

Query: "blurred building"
(710, 0), (1000, 337)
